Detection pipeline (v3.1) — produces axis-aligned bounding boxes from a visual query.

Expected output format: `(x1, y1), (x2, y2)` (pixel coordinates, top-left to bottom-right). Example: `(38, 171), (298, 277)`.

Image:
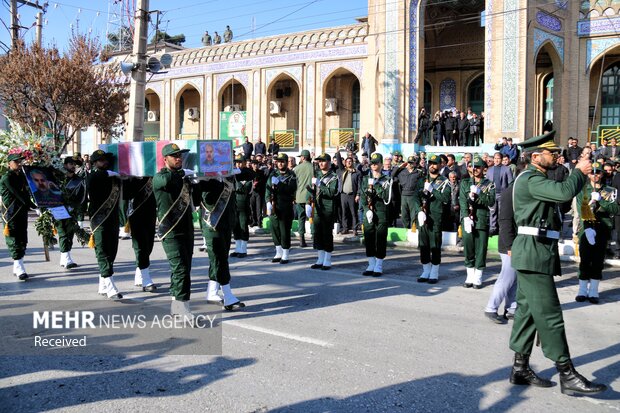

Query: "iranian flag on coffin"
(99, 140), (231, 176)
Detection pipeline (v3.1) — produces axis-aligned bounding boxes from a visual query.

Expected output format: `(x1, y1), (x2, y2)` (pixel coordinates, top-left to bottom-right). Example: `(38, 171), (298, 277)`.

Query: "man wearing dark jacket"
(336, 150), (361, 234)
(242, 136), (253, 160)
(268, 138), (280, 156)
(457, 112), (470, 147)
(564, 137), (582, 169)
(444, 112), (457, 146)
(254, 137), (266, 156)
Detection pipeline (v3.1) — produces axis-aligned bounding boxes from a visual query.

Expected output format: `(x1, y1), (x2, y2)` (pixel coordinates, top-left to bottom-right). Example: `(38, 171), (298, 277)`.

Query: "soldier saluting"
(87, 150), (123, 300)
(266, 153), (297, 264)
(460, 155), (495, 289)
(508, 131), (606, 396)
(415, 154), (450, 283)
(308, 153), (339, 270)
(1, 153), (36, 280)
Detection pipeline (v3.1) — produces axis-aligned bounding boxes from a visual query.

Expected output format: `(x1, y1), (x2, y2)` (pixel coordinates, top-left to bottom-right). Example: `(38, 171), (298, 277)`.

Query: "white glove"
(469, 185), (480, 195)
(367, 178), (375, 186)
(585, 228), (596, 245)
(463, 217), (473, 234)
(424, 182), (433, 192)
(107, 170), (120, 177)
(305, 204), (312, 218)
(232, 168), (241, 175)
(417, 211), (427, 226)
(590, 192), (602, 202)
(35, 208), (42, 216)
(312, 177), (320, 186)
(266, 201), (273, 215)
(182, 169), (195, 177)
(271, 176), (280, 185)
(366, 210), (374, 223)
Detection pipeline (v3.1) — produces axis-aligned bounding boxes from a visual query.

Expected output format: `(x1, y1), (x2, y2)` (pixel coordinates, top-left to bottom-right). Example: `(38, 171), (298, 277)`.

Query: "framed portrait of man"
(199, 140), (233, 175)
(23, 166), (64, 208)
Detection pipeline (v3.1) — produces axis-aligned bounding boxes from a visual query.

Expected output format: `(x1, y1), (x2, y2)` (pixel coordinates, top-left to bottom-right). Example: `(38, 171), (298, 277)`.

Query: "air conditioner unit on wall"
(187, 107), (200, 120)
(147, 110), (159, 121)
(325, 98), (337, 113)
(224, 104), (242, 112)
(270, 101), (281, 115)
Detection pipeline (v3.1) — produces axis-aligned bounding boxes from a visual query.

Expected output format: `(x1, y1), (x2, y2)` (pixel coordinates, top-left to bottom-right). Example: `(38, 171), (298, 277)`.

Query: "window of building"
(351, 79), (360, 130)
(467, 75), (484, 115)
(601, 63), (620, 125)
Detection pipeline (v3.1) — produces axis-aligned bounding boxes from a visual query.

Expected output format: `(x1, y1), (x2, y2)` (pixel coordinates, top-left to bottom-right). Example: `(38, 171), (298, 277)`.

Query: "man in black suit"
(564, 137), (582, 169)
(242, 136), (253, 160)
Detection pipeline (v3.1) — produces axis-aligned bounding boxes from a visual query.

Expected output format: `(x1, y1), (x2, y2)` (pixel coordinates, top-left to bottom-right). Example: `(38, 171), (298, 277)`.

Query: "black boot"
(299, 235), (307, 248)
(510, 353), (553, 387)
(556, 360), (607, 396)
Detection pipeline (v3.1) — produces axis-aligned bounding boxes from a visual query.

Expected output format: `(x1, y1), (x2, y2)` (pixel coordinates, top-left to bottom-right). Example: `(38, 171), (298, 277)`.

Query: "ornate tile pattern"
(555, 0), (568, 10)
(147, 82), (163, 97)
(173, 76), (204, 97)
(502, 0), (519, 132)
(306, 64), (315, 145)
(586, 37), (620, 71)
(533, 29), (565, 64)
(384, 0), (400, 138)
(408, 0), (420, 132)
(163, 81), (168, 137)
(319, 60), (364, 84)
(215, 72), (249, 92)
(253, 71), (260, 139)
(152, 45), (367, 81)
(536, 11), (562, 32)
(439, 78), (456, 111)
(205, 76), (212, 138)
(485, 0), (493, 128)
(265, 66), (303, 88)
(578, 16), (620, 37)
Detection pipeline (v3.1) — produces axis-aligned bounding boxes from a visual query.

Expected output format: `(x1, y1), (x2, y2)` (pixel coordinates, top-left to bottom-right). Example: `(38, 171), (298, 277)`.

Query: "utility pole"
(10, 0), (18, 49)
(35, 11), (42, 46)
(10, 0), (48, 50)
(126, 0), (149, 142)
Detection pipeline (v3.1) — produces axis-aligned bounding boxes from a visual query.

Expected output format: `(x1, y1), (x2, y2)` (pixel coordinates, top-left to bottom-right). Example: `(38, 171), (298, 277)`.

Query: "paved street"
(0, 221), (619, 412)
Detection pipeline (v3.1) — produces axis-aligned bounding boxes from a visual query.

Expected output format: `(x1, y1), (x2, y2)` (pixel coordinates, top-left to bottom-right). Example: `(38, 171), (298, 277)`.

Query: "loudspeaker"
(120, 61), (136, 75)
(276, 89), (283, 99)
(284, 87), (291, 97)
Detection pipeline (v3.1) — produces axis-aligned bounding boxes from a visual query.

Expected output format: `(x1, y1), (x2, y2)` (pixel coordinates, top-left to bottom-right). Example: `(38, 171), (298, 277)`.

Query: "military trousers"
(509, 270), (570, 363)
(4, 209), (28, 260)
(162, 235), (193, 301)
(270, 212), (293, 249)
(419, 222), (442, 265)
(400, 195), (416, 230)
(312, 213), (334, 253)
(363, 215), (388, 259)
(233, 199), (250, 241)
(56, 218), (76, 253)
(93, 218), (119, 278)
(128, 206), (156, 269)
(578, 225), (610, 280)
(205, 230), (232, 286)
(462, 226), (489, 269)
(295, 203), (307, 237)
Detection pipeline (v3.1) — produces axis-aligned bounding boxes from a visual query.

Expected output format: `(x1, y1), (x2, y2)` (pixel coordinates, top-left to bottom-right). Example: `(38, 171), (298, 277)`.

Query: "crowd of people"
(1, 130), (616, 397)
(414, 107), (485, 146)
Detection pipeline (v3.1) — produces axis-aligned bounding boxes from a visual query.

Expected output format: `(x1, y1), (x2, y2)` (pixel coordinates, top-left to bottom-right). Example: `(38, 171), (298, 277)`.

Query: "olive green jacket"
(511, 165), (587, 275)
(306, 169), (339, 216)
(459, 177), (496, 230)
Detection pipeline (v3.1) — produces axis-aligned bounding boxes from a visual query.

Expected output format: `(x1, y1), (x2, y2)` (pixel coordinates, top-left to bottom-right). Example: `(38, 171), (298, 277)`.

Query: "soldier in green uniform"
(153, 144), (196, 317)
(1, 153), (36, 280)
(359, 153), (393, 276)
(574, 162), (618, 304)
(508, 131), (606, 396)
(307, 153), (339, 270)
(86, 150), (123, 300)
(415, 154), (450, 283)
(230, 154), (253, 258)
(266, 153), (297, 264)
(123, 175), (157, 292)
(198, 163), (253, 310)
(57, 156), (86, 269)
(460, 155), (495, 289)
(293, 150), (314, 247)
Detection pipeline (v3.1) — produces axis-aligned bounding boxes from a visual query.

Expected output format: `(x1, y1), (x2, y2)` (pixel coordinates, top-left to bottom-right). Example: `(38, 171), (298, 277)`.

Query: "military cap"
(63, 156), (77, 165)
(392, 150), (402, 157)
(472, 155), (485, 168)
(234, 153), (245, 162)
(274, 153), (288, 162)
(592, 162), (603, 174)
(427, 154), (440, 164)
(298, 149), (311, 158)
(407, 155), (418, 164)
(7, 153), (24, 162)
(315, 153), (331, 162)
(250, 159), (260, 165)
(517, 130), (560, 153)
(370, 152), (383, 165)
(91, 149), (114, 163)
(162, 143), (190, 157)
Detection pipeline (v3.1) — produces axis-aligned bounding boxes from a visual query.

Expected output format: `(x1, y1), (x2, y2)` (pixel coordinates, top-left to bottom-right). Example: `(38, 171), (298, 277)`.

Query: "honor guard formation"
(3, 130), (619, 397)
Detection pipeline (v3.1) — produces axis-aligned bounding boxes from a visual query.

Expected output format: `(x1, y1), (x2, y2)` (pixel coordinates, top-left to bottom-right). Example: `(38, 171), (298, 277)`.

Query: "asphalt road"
(0, 223), (619, 412)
